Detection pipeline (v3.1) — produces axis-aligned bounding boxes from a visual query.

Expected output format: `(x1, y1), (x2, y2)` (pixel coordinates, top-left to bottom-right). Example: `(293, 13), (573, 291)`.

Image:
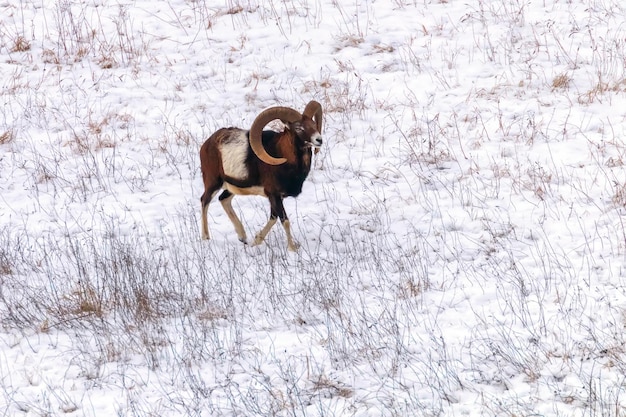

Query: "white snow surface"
(2, 0), (626, 415)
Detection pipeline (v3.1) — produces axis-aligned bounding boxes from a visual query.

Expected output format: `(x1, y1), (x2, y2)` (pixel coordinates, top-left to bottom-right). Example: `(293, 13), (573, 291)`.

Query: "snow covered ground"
(2, 0), (626, 415)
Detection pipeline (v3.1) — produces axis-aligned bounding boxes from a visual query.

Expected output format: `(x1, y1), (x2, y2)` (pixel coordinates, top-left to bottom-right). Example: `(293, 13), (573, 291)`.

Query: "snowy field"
(2, 0), (626, 415)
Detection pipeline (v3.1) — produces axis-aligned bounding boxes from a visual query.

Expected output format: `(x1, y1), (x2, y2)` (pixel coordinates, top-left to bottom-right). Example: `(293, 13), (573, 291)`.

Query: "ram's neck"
(301, 148), (312, 172)
(274, 131), (298, 165)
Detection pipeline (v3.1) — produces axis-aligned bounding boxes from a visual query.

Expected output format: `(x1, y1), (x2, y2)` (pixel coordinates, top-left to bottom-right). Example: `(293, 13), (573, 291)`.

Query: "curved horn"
(303, 100), (323, 133)
(249, 107), (302, 165)
(303, 100), (323, 154)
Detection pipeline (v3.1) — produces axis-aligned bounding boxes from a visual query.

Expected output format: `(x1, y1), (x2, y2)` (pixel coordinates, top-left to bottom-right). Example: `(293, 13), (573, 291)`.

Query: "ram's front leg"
(281, 219), (299, 251)
(253, 194), (299, 251)
(253, 217), (277, 247)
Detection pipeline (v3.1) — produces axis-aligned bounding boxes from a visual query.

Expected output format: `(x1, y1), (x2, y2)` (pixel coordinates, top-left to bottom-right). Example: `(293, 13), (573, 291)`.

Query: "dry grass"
(552, 73), (571, 90)
(10, 36), (30, 52)
(0, 131), (13, 145)
(2, 0), (626, 416)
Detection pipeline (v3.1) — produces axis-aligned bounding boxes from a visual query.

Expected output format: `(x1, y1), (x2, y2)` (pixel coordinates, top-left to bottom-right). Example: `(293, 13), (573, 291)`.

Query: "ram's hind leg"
(200, 174), (224, 240)
(219, 190), (247, 243)
(200, 189), (218, 240)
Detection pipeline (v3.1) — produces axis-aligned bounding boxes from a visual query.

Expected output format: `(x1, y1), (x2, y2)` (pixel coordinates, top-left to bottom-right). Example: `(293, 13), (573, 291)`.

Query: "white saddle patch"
(220, 131), (249, 180)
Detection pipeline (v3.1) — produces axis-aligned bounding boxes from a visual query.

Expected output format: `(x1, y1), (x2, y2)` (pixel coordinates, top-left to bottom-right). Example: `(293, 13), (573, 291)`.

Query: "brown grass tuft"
(612, 182), (626, 207)
(11, 36), (31, 52)
(551, 73), (570, 90)
(0, 131), (13, 145)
